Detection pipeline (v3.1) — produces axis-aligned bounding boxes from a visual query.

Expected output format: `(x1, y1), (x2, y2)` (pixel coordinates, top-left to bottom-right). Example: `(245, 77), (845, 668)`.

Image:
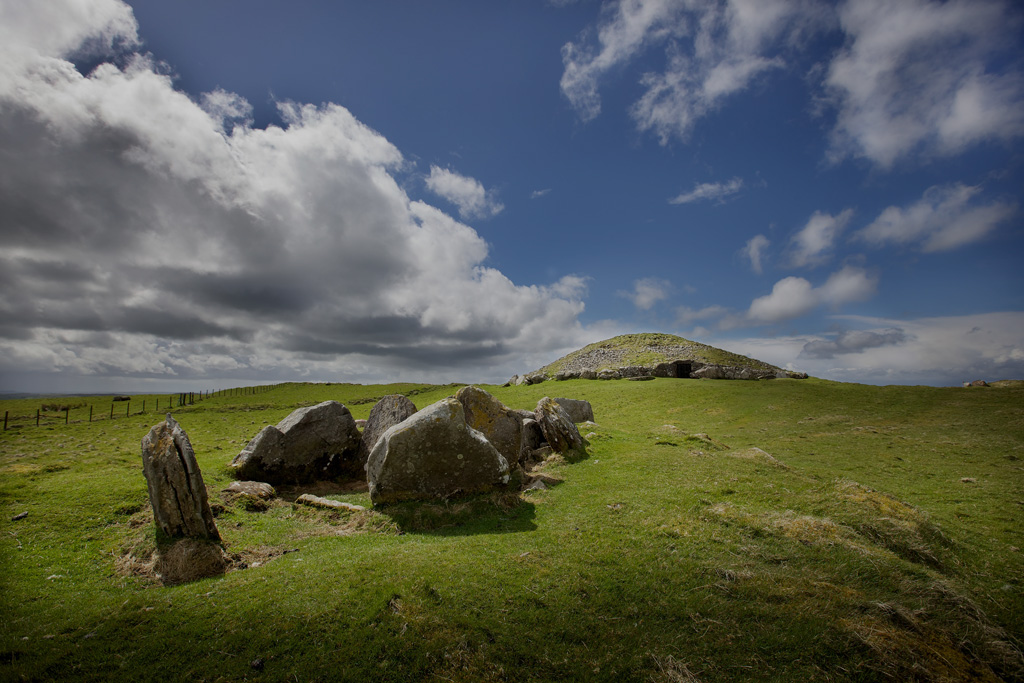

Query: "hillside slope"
(535, 332), (782, 376)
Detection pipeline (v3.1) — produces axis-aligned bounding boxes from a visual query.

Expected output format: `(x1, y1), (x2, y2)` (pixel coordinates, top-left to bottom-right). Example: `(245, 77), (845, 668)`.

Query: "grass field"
(1, 378), (1022, 681)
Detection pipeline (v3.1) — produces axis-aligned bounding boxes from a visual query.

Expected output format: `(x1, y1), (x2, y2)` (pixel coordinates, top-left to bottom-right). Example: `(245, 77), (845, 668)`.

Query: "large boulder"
(366, 398), (510, 505)
(534, 397), (587, 461)
(361, 395), (418, 455)
(456, 386), (523, 469)
(552, 398), (594, 424)
(231, 401), (364, 484)
(141, 414), (221, 542)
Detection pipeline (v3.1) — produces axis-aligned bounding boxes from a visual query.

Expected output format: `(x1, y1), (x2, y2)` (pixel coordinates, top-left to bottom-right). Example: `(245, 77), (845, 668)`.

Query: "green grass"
(1, 379), (1022, 681)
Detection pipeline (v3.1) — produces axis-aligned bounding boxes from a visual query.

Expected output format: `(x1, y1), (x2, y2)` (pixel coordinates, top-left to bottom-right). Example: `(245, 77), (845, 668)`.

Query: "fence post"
(3, 411), (7, 430)
(126, 402), (130, 417)
(37, 409), (40, 427)
(110, 403), (114, 419)
(65, 407), (69, 425)
(89, 405), (93, 423)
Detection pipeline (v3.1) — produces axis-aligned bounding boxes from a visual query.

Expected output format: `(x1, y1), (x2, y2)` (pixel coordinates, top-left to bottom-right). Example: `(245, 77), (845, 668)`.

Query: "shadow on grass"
(375, 491), (537, 536)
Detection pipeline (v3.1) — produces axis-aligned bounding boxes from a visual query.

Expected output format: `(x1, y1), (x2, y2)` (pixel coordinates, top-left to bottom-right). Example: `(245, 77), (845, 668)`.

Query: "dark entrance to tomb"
(674, 361), (692, 378)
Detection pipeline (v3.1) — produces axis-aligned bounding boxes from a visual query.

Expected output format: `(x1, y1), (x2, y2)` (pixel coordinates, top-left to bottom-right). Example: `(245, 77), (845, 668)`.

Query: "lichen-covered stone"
(362, 395), (418, 455)
(552, 398), (594, 424)
(141, 414), (220, 541)
(534, 397), (587, 461)
(366, 398), (510, 505)
(231, 401), (364, 484)
(456, 386), (523, 469)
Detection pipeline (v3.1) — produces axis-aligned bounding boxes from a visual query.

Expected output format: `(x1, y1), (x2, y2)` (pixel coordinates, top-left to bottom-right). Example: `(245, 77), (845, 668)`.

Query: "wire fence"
(1, 384), (275, 431)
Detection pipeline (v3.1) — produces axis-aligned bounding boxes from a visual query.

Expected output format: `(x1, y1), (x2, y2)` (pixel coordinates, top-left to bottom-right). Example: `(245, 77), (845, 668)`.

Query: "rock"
(579, 368), (598, 380)
(524, 373), (547, 385)
(223, 481), (276, 499)
(504, 375), (520, 387)
(113, 395), (131, 402)
(141, 415), (220, 542)
(355, 419), (367, 429)
(11, 511), (28, 521)
(295, 494), (365, 512)
(627, 375), (656, 381)
(231, 401), (364, 485)
(552, 398), (594, 423)
(361, 395), (418, 455)
(534, 397), (587, 461)
(523, 479), (548, 491)
(970, 380), (988, 387)
(597, 369), (621, 380)
(366, 398), (510, 505)
(619, 365), (652, 378)
(456, 386), (523, 469)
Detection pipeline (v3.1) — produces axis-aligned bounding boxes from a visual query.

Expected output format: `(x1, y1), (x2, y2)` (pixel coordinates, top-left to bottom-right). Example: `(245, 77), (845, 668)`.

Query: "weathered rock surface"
(456, 386), (523, 469)
(366, 398), (511, 504)
(552, 398), (594, 424)
(295, 494), (365, 512)
(224, 481), (276, 499)
(141, 414), (220, 541)
(361, 395), (418, 455)
(534, 397), (587, 461)
(693, 364), (774, 380)
(231, 401), (364, 484)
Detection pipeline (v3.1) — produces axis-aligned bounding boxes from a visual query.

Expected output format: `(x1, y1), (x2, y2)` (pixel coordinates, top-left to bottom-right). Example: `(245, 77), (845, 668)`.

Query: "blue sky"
(1, 0), (1022, 393)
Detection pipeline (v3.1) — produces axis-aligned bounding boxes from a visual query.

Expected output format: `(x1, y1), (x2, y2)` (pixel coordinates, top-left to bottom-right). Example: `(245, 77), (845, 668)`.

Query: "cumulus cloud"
(669, 177), (743, 204)
(622, 277), (672, 310)
(856, 184), (1016, 252)
(741, 234), (770, 274)
(747, 266), (878, 323)
(787, 208), (854, 268)
(825, 0), (1024, 167)
(424, 165), (505, 221)
(800, 328), (907, 359)
(720, 312), (1024, 386)
(0, 0), (586, 389)
(561, 0), (831, 143)
(530, 188), (552, 199)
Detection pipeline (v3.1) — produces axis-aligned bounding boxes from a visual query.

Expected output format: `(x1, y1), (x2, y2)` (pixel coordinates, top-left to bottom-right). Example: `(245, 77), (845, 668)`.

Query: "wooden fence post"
(3, 411), (7, 430)
(110, 403), (114, 419)
(37, 409), (40, 427)
(89, 405), (93, 423)
(126, 402), (130, 417)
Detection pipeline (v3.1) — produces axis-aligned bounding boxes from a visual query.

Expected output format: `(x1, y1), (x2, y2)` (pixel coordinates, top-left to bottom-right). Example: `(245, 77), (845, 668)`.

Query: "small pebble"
(11, 512), (28, 521)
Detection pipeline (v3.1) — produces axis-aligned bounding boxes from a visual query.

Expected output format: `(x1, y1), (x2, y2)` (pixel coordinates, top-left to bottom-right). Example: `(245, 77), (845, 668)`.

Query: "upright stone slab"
(231, 400), (364, 484)
(552, 398), (594, 424)
(534, 397), (587, 461)
(141, 414), (220, 541)
(455, 386), (524, 469)
(366, 398), (510, 505)
(361, 395), (418, 455)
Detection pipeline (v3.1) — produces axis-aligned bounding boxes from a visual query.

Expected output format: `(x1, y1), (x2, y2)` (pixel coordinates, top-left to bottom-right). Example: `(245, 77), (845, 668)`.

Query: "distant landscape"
(2, 374), (1021, 681)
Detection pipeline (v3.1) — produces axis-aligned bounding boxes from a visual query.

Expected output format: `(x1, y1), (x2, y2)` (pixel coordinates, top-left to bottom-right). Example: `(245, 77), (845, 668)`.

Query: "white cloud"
(424, 165), (504, 221)
(856, 184), (1017, 252)
(669, 177), (743, 204)
(0, 0), (586, 389)
(622, 277), (672, 310)
(741, 234), (770, 274)
(825, 0), (1024, 167)
(787, 208), (854, 267)
(530, 188), (552, 199)
(719, 312), (1024, 386)
(747, 265), (877, 323)
(562, 0), (831, 143)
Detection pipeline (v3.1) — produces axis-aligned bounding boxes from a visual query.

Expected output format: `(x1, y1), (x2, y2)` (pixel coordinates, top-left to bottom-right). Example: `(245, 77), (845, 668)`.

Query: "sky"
(0, 0), (1022, 394)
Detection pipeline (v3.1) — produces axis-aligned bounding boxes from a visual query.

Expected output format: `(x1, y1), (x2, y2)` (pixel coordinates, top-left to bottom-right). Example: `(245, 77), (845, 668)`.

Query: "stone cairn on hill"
(141, 414), (227, 584)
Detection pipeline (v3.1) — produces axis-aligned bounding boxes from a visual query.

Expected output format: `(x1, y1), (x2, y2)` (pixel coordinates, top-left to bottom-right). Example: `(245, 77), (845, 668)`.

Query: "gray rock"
(366, 398), (510, 505)
(597, 368), (621, 380)
(534, 397), (587, 461)
(295, 494), (365, 512)
(231, 401), (364, 485)
(627, 375), (656, 381)
(552, 398), (594, 423)
(141, 415), (220, 541)
(361, 395), (418, 455)
(224, 481), (276, 499)
(579, 368), (598, 380)
(456, 386), (523, 469)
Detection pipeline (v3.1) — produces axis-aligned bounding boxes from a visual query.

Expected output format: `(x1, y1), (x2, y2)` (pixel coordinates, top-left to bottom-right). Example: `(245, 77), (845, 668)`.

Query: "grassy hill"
(1, 379), (1022, 681)
(536, 332), (782, 376)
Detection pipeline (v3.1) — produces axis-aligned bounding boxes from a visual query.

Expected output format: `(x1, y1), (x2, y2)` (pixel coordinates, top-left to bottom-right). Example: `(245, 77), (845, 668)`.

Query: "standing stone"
(552, 398), (594, 424)
(141, 414), (220, 541)
(361, 395), (418, 455)
(366, 398), (510, 505)
(534, 397), (587, 461)
(456, 386), (523, 470)
(231, 401), (364, 484)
